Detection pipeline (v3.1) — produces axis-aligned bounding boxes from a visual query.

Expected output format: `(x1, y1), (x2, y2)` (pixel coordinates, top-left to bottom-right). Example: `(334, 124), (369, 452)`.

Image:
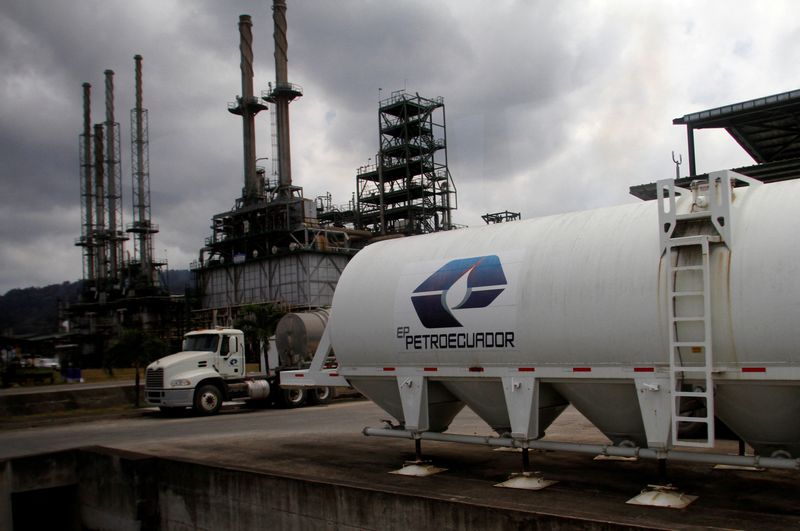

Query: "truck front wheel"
(194, 384), (222, 415)
(281, 387), (306, 408)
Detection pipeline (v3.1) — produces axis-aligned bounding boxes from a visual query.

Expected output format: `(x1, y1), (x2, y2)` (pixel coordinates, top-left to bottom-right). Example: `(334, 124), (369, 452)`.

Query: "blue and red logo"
(411, 255), (507, 328)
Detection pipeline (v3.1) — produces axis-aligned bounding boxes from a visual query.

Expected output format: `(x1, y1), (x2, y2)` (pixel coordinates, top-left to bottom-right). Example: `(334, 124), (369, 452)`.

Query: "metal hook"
(671, 151), (682, 180)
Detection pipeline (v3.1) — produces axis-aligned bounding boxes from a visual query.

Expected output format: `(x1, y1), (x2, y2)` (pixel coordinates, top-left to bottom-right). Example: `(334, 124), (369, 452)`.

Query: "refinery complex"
(6, 1), (800, 528)
(66, 2), (462, 358)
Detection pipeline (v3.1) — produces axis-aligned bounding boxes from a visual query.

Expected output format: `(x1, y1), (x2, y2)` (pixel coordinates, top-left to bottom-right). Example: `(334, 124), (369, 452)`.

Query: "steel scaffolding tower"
(76, 82), (96, 282)
(127, 55), (160, 289)
(103, 69), (127, 284)
(355, 90), (456, 235)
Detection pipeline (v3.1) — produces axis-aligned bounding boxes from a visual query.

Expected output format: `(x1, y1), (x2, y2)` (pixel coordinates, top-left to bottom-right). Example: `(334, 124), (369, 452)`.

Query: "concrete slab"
(4, 401), (800, 529)
(120, 406), (800, 530)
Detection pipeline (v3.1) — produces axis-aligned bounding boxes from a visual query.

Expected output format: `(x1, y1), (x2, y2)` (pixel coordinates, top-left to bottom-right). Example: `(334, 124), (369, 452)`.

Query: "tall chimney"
(238, 15), (260, 202)
(104, 69), (122, 280)
(93, 123), (106, 280)
(131, 54), (157, 285)
(271, 0), (301, 196)
(81, 82), (95, 281)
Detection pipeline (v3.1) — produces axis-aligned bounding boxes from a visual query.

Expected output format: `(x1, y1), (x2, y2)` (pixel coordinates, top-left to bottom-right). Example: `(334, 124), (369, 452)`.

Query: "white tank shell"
(331, 180), (800, 369)
(327, 178), (800, 455)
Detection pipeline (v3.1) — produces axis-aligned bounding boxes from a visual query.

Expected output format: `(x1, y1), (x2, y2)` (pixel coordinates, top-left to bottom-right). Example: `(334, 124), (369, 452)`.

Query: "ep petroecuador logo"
(395, 253), (519, 351)
(411, 255), (506, 328)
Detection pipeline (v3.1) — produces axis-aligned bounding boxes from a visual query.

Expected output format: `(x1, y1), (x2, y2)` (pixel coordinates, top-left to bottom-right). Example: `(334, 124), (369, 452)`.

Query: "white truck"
(144, 327), (333, 415)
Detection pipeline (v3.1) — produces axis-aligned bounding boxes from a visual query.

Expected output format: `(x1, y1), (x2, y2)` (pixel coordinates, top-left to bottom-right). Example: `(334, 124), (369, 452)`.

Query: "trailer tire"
(281, 387), (307, 408)
(194, 384), (223, 415)
(308, 386), (334, 405)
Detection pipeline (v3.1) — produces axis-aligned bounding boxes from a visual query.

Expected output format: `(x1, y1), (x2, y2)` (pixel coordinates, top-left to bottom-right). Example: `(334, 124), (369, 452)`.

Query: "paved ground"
(3, 399), (800, 529)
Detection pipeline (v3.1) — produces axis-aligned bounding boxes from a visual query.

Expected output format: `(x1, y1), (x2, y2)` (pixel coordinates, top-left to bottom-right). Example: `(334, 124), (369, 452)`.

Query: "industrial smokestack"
(133, 55), (147, 242)
(93, 123), (106, 280)
(273, 0), (288, 85)
(104, 69), (123, 280)
(238, 15), (260, 202)
(131, 53), (158, 285)
(81, 82), (95, 280)
(271, 0), (301, 196)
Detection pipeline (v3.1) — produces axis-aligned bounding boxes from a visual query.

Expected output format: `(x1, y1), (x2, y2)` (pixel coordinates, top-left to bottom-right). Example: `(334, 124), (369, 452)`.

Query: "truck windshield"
(182, 334), (219, 353)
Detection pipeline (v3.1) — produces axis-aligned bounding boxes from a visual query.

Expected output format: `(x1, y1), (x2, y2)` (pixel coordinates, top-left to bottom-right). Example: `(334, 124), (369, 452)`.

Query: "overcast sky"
(0, 0), (797, 294)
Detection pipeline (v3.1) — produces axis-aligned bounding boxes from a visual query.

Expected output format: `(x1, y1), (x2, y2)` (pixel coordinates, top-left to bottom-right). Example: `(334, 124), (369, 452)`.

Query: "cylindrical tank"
(275, 309), (329, 367)
(329, 178), (800, 455)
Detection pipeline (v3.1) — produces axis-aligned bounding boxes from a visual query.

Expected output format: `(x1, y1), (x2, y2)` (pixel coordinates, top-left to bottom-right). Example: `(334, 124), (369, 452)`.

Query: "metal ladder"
(665, 234), (716, 447)
(657, 172), (733, 448)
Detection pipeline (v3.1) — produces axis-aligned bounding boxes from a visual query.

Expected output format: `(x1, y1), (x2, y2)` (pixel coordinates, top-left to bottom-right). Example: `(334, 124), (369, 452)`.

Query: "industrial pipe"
(362, 427), (800, 471)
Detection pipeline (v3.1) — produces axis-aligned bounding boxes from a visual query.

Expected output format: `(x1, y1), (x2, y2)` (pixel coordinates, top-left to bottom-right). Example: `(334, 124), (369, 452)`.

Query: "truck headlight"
(170, 379), (192, 387)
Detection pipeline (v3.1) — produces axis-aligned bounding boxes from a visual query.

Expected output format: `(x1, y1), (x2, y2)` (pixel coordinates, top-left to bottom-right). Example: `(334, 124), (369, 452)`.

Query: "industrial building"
(68, 56), (183, 363)
(192, 3), (457, 325)
(191, 8), (357, 325)
(318, 91), (457, 235)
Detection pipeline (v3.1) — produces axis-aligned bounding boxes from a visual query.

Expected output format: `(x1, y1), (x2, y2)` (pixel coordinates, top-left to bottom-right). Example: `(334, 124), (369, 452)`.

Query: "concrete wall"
(1, 448), (629, 530)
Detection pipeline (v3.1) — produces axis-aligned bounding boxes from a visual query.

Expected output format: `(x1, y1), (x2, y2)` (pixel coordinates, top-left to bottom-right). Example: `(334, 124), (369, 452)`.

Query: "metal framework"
(482, 210), (521, 224)
(76, 83), (96, 282)
(104, 70), (127, 284)
(127, 55), (162, 291)
(354, 91), (456, 235)
(192, 7), (354, 321)
(631, 87), (800, 200)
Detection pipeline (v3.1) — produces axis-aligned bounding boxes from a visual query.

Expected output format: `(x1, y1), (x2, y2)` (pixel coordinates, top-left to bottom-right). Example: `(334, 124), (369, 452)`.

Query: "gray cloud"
(0, 0), (797, 293)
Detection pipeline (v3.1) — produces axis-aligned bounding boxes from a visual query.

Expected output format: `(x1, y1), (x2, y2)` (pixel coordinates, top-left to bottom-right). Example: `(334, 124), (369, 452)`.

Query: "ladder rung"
(674, 390), (709, 398)
(672, 316), (706, 322)
(671, 290), (704, 297)
(672, 341), (706, 348)
(673, 265), (704, 272)
(675, 212), (712, 222)
(675, 416), (711, 424)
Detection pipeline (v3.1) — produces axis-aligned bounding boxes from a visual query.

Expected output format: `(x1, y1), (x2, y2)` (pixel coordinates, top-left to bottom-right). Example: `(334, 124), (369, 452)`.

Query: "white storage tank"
(275, 309), (329, 367)
(327, 174), (800, 458)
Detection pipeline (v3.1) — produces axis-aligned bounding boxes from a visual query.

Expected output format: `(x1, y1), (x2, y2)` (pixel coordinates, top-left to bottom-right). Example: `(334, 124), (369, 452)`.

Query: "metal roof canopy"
(675, 88), (800, 172)
(631, 88), (800, 200)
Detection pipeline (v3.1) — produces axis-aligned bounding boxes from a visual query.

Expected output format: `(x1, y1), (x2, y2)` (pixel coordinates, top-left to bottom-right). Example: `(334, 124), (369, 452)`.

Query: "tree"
(234, 304), (285, 364)
(106, 329), (168, 407)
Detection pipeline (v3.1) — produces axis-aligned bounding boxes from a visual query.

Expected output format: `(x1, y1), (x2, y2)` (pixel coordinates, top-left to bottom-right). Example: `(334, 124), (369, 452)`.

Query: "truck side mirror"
(228, 336), (238, 356)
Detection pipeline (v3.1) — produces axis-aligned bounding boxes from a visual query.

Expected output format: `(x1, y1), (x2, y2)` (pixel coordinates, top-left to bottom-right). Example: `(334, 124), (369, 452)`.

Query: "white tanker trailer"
(282, 171), (800, 470)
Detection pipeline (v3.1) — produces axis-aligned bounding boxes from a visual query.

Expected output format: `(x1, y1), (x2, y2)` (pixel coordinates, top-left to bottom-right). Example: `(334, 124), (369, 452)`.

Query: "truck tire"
(281, 387), (307, 408)
(194, 384), (223, 415)
(308, 386), (334, 405)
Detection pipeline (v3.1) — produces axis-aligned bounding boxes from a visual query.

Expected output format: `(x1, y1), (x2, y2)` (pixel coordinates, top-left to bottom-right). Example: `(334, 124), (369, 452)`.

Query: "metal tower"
(93, 123), (107, 283)
(193, 7), (354, 323)
(104, 69), (127, 284)
(127, 55), (160, 288)
(76, 82), (96, 283)
(262, 0), (303, 200)
(354, 91), (456, 235)
(228, 15), (268, 206)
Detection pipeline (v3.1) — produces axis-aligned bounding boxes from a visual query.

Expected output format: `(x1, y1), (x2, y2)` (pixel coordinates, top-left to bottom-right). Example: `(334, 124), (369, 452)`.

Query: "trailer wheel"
(281, 387), (307, 408)
(308, 386), (334, 405)
(194, 384), (222, 415)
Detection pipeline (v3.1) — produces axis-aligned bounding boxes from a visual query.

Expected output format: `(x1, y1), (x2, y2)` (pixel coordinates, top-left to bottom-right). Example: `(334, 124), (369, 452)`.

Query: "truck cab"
(145, 324), (333, 415)
(145, 328), (256, 415)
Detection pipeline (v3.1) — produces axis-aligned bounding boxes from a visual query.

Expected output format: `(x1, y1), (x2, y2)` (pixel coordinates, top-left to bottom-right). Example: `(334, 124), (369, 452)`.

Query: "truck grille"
(146, 368), (164, 389)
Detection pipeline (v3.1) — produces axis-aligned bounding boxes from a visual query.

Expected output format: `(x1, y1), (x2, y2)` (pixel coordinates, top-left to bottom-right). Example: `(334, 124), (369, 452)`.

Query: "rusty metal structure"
(318, 91), (457, 236)
(70, 58), (181, 365)
(126, 54), (163, 293)
(482, 210), (521, 224)
(192, 6), (356, 324)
